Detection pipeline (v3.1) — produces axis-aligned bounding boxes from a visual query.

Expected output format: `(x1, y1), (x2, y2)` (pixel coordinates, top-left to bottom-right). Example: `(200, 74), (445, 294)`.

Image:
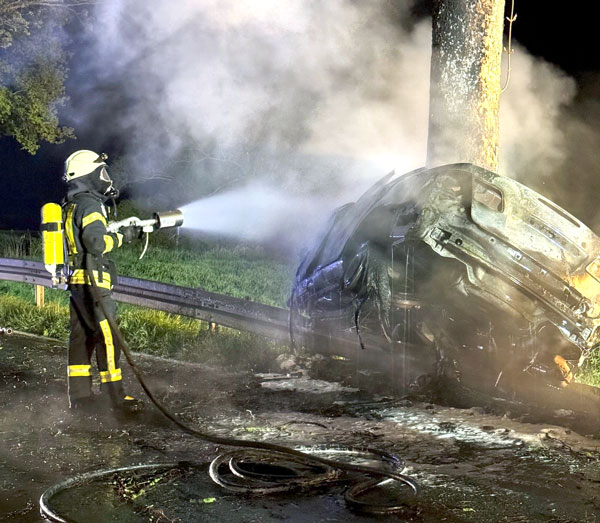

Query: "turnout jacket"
(63, 192), (124, 290)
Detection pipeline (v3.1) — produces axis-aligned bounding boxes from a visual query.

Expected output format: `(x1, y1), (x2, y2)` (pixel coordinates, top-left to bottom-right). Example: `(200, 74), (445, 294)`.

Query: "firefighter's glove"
(121, 225), (143, 243)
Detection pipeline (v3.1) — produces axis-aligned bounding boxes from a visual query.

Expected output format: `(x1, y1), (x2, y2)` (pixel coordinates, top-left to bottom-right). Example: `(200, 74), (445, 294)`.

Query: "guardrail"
(0, 257), (291, 341)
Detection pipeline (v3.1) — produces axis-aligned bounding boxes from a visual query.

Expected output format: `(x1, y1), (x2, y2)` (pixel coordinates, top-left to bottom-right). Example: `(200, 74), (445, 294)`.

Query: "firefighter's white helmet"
(64, 150), (108, 181)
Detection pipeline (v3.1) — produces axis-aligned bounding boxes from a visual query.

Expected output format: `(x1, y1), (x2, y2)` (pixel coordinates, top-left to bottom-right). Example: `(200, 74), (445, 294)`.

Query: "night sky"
(1, 2), (598, 231)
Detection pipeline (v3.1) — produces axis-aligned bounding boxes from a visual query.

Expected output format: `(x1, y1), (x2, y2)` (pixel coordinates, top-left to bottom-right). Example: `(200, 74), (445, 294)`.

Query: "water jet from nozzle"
(179, 185), (335, 249)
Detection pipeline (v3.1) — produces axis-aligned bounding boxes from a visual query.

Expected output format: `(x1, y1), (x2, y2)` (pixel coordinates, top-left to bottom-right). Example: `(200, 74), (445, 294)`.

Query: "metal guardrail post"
(35, 285), (45, 308)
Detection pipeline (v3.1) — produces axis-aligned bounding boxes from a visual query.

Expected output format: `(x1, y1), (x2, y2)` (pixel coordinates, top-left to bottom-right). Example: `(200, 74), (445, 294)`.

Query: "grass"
(112, 243), (293, 307)
(0, 230), (295, 370)
(579, 353), (600, 387)
(0, 292), (69, 339)
(0, 230), (40, 259)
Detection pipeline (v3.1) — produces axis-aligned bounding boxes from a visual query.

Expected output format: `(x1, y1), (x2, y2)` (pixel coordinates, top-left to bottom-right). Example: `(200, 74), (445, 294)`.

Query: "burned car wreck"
(290, 163), (600, 400)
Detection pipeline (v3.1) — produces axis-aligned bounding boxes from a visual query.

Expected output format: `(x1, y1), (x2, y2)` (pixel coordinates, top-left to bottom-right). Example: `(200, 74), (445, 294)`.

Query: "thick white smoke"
(73, 1), (587, 249)
(85, 0), (430, 177)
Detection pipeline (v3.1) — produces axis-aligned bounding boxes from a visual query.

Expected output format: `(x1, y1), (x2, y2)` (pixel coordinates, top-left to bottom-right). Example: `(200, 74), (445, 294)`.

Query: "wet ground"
(1, 332), (600, 522)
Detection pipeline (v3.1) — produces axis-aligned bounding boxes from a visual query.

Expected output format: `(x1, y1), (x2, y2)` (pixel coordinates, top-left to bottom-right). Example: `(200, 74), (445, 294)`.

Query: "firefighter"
(63, 150), (141, 413)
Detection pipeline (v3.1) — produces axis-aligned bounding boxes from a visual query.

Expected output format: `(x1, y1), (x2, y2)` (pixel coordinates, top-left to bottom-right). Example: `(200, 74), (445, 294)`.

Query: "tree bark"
(426, 0), (505, 172)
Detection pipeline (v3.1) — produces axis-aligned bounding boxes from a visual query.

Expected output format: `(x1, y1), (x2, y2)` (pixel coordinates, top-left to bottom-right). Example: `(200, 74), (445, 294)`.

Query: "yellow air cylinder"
(41, 203), (65, 286)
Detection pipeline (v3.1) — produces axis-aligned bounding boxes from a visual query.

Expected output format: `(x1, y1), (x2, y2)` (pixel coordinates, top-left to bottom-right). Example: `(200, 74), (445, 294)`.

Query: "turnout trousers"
(67, 284), (124, 404)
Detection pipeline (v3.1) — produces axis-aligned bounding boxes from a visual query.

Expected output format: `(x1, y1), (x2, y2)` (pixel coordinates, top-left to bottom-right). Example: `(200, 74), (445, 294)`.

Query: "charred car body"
(290, 163), (600, 398)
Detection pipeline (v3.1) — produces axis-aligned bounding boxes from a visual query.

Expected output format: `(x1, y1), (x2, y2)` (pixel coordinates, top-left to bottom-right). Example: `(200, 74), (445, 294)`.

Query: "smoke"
(68, 1), (598, 250)
(78, 0), (431, 177)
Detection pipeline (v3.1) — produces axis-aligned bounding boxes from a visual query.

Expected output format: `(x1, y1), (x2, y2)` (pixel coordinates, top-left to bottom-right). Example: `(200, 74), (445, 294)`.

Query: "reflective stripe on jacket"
(63, 192), (123, 288)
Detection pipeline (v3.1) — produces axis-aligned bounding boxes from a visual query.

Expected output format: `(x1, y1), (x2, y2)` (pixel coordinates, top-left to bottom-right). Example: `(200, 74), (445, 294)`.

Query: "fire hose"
(39, 255), (419, 521)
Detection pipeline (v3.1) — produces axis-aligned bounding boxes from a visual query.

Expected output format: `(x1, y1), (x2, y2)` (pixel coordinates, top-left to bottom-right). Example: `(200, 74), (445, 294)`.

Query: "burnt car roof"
(296, 167), (427, 282)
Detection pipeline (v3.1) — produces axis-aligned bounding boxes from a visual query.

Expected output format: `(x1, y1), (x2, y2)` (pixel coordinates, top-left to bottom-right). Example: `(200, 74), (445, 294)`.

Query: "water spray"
(106, 209), (184, 259)
(178, 184), (338, 252)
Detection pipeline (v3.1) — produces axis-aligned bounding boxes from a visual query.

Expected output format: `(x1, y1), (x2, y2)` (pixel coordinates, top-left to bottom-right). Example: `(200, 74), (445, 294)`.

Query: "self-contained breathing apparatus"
(40, 202), (67, 288)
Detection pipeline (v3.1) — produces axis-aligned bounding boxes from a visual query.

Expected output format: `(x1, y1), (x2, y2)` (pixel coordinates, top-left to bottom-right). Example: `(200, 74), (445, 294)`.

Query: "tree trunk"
(426, 0), (505, 172)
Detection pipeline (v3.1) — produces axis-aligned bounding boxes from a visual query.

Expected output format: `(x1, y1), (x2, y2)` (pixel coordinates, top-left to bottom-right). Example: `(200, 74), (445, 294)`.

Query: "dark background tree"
(0, 0), (82, 153)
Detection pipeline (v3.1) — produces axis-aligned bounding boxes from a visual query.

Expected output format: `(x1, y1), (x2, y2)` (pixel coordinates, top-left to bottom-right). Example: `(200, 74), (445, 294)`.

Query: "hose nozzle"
(107, 209), (184, 234)
(153, 209), (184, 230)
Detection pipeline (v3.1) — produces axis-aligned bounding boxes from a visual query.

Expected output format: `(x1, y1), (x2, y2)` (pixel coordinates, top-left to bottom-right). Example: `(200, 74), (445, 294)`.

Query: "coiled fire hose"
(40, 257), (419, 520)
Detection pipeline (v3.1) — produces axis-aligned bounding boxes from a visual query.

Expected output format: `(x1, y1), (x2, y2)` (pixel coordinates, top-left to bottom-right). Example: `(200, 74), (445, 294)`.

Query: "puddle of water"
(381, 407), (523, 449)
